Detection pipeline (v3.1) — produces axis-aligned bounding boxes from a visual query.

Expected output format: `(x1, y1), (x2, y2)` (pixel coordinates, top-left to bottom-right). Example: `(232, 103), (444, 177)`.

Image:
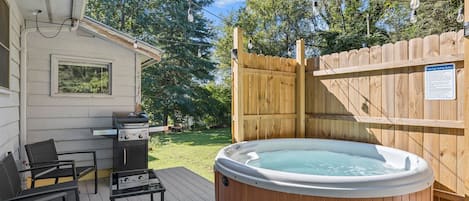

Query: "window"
(51, 55), (112, 97)
(0, 0), (9, 89)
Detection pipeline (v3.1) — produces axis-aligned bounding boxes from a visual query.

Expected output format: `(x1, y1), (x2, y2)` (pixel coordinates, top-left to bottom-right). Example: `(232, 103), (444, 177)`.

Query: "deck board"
(76, 167), (215, 201)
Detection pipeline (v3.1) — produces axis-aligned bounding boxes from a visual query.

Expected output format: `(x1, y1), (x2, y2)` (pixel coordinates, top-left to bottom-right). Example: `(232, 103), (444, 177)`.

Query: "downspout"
(19, 23), (34, 163)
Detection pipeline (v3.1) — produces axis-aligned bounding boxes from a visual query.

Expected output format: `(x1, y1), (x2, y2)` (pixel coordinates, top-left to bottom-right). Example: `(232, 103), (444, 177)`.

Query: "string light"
(410, 9), (417, 24)
(188, 0), (194, 22)
(287, 48), (292, 57)
(409, 0), (420, 10)
(133, 40), (138, 49)
(198, 48), (202, 57)
(248, 39), (253, 50)
(457, 6), (464, 23)
(312, 0), (320, 17)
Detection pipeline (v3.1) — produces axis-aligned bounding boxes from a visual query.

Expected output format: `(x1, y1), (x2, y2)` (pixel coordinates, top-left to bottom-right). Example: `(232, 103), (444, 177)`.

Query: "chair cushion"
(35, 166), (95, 180)
(20, 180), (78, 197)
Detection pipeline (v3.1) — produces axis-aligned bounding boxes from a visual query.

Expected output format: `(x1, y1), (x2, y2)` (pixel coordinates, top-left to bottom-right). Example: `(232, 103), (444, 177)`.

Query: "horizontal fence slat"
(244, 114), (297, 120)
(312, 54), (463, 76)
(244, 67), (297, 77)
(307, 113), (464, 129)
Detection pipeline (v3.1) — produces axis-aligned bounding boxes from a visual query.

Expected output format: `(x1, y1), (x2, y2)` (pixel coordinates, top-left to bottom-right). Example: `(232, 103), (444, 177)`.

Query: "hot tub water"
(246, 150), (406, 176)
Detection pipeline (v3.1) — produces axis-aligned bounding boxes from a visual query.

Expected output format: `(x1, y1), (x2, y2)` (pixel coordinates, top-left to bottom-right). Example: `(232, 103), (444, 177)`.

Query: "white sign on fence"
(424, 63), (456, 100)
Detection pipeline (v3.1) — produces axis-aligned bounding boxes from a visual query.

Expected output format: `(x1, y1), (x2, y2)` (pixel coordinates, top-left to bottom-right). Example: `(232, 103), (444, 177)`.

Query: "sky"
(203, 0), (245, 26)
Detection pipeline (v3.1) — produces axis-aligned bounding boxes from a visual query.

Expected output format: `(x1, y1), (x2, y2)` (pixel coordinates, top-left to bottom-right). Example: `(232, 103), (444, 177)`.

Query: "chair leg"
(75, 189), (80, 201)
(55, 177), (59, 184)
(31, 179), (35, 188)
(94, 169), (98, 194)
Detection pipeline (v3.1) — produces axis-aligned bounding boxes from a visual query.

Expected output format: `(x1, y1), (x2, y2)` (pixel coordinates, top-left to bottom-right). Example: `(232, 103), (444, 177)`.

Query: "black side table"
(110, 169), (165, 201)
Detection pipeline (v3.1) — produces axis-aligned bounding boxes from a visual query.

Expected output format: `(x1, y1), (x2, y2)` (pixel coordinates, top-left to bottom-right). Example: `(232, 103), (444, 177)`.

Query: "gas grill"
(112, 112), (149, 171)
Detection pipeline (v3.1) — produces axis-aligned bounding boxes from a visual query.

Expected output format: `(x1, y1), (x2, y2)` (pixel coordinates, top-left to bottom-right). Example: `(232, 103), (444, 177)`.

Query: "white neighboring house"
(0, 0), (162, 171)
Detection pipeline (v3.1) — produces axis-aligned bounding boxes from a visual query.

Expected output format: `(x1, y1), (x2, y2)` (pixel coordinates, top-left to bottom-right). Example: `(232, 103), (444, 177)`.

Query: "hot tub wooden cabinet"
(215, 171), (432, 201)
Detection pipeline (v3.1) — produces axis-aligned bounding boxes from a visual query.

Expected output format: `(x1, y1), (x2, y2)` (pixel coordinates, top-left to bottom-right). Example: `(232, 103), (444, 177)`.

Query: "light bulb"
(457, 7), (464, 23)
(248, 39), (253, 50)
(410, 0), (420, 10)
(312, 0), (320, 16)
(197, 48), (202, 57)
(187, 8), (194, 22)
(133, 40), (138, 49)
(287, 48), (292, 57)
(410, 9), (417, 24)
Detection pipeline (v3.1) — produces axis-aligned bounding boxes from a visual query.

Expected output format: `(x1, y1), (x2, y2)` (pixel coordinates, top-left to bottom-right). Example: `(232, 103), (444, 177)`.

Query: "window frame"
(0, 0), (10, 93)
(50, 55), (113, 98)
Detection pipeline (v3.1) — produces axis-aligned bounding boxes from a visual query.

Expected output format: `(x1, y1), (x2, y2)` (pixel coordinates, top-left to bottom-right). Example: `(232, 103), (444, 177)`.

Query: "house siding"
(0, 0), (23, 159)
(26, 30), (138, 169)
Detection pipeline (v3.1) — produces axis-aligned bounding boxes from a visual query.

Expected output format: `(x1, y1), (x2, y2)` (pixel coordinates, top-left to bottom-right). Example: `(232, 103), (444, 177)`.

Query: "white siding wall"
(26, 30), (137, 169)
(0, 0), (23, 159)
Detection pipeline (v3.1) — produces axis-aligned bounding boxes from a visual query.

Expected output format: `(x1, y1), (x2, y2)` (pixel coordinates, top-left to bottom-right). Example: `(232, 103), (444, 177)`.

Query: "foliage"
(87, 0), (222, 126)
(58, 65), (109, 94)
(215, 0), (463, 67)
(380, 0), (462, 42)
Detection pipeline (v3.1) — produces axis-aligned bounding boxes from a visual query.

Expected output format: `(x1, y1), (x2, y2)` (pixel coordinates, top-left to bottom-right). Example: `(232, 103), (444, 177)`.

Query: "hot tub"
(214, 138), (434, 201)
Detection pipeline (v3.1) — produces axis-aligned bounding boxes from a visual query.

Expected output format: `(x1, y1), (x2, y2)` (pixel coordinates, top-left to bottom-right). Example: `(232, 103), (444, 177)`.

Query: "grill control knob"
(138, 134), (143, 139)
(138, 176), (143, 180)
(124, 135), (129, 140)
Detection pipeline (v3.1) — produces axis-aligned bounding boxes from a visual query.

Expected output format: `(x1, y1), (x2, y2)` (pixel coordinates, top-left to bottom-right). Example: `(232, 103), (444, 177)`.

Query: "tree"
(216, 0), (463, 64)
(215, 0), (315, 69)
(381, 0), (462, 42)
(87, 0), (216, 126)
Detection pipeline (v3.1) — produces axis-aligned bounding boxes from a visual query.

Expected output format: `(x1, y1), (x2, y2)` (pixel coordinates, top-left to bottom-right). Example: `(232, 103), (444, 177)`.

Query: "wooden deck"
(78, 167), (215, 201)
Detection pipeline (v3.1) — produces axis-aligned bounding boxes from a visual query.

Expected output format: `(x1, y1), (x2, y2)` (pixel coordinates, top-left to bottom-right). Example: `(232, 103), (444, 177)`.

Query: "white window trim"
(50, 54), (113, 98)
(0, 0), (10, 92)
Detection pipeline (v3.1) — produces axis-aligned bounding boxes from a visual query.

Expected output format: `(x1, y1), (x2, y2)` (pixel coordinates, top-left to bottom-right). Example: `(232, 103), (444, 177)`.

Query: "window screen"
(0, 0), (9, 89)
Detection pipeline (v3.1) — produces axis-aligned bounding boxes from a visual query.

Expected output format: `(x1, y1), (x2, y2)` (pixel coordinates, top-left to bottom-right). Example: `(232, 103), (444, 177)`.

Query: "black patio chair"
(25, 139), (98, 194)
(0, 153), (79, 201)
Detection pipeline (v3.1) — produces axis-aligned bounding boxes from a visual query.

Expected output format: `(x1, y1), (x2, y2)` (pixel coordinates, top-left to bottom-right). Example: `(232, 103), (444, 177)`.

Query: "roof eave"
(79, 16), (163, 62)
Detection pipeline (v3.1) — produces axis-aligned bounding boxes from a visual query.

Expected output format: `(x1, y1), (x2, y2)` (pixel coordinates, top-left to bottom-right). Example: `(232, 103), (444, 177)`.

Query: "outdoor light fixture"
(70, 19), (79, 31)
(312, 0), (320, 17)
(231, 49), (238, 60)
(32, 9), (42, 16)
(133, 40), (138, 49)
(248, 39), (253, 50)
(457, 6), (464, 23)
(188, 0), (194, 23)
(409, 0), (420, 10)
(410, 9), (417, 24)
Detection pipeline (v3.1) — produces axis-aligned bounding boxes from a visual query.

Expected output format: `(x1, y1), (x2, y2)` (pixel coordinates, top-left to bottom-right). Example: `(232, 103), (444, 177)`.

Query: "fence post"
(232, 27), (245, 142)
(296, 39), (305, 138)
(463, 0), (469, 196)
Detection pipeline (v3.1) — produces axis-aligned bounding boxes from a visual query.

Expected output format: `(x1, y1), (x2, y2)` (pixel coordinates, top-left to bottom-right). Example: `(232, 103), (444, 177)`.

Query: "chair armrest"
(57, 150), (96, 155)
(8, 192), (69, 201)
(58, 151), (97, 167)
(28, 160), (75, 166)
(20, 161), (78, 180)
(7, 182), (77, 201)
(19, 161), (75, 172)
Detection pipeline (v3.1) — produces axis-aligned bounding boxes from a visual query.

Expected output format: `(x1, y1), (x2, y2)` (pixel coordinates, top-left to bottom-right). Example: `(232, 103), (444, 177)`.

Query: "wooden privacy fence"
(231, 28), (305, 142)
(306, 30), (466, 199)
(232, 28), (469, 200)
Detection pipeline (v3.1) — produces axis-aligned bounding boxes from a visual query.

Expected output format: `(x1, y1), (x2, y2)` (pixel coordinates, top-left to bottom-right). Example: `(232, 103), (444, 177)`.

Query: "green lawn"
(148, 128), (231, 182)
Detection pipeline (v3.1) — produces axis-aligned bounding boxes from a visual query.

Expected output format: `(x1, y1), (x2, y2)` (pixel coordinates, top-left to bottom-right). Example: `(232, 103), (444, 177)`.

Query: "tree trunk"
(163, 111), (169, 126)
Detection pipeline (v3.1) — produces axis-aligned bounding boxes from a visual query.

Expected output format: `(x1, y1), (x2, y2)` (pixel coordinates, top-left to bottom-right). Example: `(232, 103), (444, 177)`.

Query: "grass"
(148, 128), (231, 182)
